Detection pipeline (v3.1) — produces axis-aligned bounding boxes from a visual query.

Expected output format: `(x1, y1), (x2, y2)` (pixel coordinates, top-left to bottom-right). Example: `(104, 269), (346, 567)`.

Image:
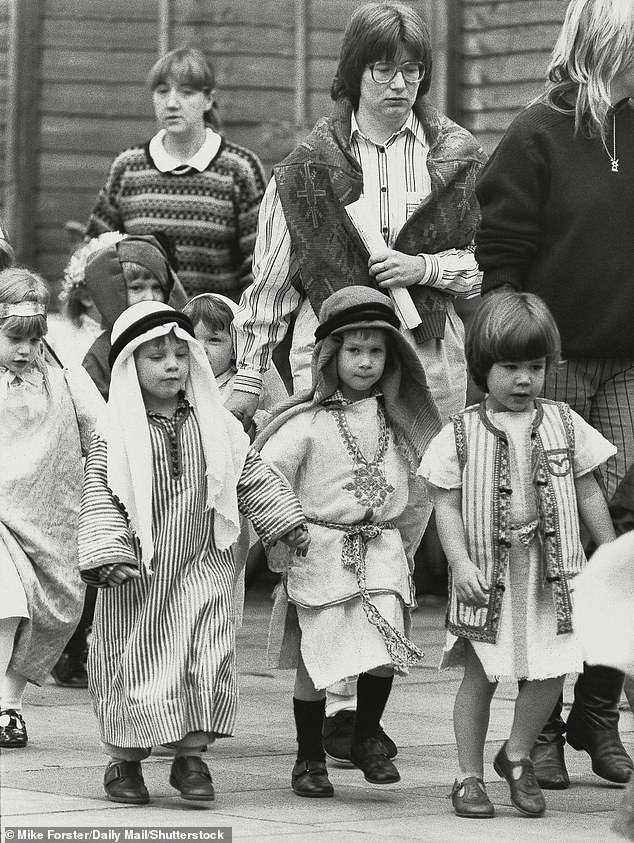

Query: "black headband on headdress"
(109, 310), (196, 369)
(314, 302), (400, 342)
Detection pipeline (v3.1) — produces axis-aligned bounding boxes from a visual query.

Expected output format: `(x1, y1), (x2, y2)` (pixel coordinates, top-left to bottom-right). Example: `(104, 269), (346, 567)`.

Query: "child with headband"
(0, 266), (102, 748)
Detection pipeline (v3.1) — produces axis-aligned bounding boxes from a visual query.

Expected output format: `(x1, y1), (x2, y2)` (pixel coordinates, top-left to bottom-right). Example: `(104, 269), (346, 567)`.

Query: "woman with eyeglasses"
(85, 47), (266, 301)
(476, 0), (634, 792)
(227, 0), (486, 792)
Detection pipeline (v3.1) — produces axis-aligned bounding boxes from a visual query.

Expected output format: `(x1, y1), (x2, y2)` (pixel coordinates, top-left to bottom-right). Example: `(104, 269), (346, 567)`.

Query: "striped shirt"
(233, 110), (481, 391)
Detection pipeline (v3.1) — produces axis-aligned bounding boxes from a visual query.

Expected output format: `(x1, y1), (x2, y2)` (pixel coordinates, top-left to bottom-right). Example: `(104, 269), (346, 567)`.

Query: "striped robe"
(79, 406), (303, 748)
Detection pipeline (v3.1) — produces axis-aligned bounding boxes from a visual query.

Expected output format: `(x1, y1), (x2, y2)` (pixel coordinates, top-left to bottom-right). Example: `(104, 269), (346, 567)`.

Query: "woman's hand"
(280, 524), (311, 557)
(104, 563), (142, 588)
(451, 559), (490, 608)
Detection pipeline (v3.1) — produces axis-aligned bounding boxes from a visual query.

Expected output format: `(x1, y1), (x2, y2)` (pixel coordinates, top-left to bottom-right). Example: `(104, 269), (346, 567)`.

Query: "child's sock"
(353, 672), (393, 745)
(293, 697), (326, 763)
(1, 666), (28, 712)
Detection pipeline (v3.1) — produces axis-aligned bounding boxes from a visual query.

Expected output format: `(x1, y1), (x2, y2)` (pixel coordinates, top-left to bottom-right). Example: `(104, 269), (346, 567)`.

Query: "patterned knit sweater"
(85, 139), (266, 300)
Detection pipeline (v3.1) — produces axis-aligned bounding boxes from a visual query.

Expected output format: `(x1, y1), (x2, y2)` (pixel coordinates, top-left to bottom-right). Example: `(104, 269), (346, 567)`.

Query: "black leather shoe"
(104, 760), (149, 804)
(450, 777), (495, 818)
(566, 718), (633, 784)
(350, 736), (400, 784)
(291, 759), (334, 797)
(323, 710), (355, 765)
(377, 724), (398, 760)
(493, 743), (546, 817)
(50, 653), (89, 688)
(530, 739), (569, 789)
(169, 756), (215, 801)
(0, 709), (28, 748)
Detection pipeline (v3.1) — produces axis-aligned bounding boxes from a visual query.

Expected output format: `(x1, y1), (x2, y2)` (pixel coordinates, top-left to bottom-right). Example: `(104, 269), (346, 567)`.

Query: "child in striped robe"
(419, 290), (616, 820)
(78, 300), (309, 806)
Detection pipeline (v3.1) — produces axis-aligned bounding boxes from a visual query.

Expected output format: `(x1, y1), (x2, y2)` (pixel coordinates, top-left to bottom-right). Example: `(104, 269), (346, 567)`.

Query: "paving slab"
(1, 579), (632, 842)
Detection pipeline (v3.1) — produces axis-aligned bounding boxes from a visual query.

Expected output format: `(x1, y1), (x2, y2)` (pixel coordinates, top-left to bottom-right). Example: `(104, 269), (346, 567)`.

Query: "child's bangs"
(0, 313), (47, 340)
(184, 297), (233, 334)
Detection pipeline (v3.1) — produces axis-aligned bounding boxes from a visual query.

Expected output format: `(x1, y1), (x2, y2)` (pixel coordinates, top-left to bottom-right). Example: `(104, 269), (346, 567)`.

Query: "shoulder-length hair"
(330, 1), (432, 109)
(147, 46), (221, 130)
(542, 0), (634, 140)
(466, 291), (561, 393)
(0, 266), (49, 339)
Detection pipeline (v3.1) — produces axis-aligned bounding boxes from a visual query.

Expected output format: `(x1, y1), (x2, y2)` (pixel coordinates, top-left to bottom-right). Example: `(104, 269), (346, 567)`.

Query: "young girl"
(419, 290), (616, 819)
(85, 46), (266, 299)
(0, 267), (102, 747)
(255, 286), (441, 798)
(78, 300), (309, 806)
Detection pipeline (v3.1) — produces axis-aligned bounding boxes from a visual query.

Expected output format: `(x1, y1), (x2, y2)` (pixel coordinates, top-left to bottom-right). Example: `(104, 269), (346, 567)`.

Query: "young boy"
(78, 301), (309, 806)
(82, 234), (187, 399)
(255, 286), (442, 797)
(183, 292), (287, 439)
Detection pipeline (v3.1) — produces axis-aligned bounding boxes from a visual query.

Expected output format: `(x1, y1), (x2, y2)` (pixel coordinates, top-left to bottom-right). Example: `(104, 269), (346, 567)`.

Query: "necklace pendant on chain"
(612, 158), (619, 173)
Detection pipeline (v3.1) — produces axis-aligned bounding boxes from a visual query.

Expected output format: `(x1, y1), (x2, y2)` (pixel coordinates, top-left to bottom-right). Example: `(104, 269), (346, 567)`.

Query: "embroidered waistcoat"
(273, 98), (486, 343)
(448, 399), (585, 643)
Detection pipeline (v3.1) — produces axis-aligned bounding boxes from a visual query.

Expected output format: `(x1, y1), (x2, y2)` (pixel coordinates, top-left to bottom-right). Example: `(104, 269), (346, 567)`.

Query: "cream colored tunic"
(261, 396), (423, 689)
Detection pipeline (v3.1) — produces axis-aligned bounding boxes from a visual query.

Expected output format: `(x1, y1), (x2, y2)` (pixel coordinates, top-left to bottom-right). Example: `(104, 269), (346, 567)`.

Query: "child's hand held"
(105, 563), (141, 588)
(452, 559), (490, 608)
(281, 524), (311, 556)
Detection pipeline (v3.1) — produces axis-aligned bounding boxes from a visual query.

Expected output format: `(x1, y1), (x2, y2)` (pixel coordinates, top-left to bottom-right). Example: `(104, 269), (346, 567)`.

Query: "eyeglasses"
(367, 61), (425, 84)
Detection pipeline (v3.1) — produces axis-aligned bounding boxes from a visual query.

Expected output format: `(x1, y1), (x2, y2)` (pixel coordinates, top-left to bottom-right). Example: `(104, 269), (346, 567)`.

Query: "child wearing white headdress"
(78, 300), (309, 806)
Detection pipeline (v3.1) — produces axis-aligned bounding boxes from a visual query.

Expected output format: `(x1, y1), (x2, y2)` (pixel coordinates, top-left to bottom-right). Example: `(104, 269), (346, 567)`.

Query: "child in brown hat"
(256, 285), (441, 798)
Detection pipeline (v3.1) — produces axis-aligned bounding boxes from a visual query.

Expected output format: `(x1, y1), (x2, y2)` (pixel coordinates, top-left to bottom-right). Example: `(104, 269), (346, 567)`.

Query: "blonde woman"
(475, 0), (634, 790)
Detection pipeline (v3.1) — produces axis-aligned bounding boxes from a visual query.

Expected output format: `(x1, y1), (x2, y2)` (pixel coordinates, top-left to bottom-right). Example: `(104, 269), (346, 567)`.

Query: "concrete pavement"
(1, 577), (632, 842)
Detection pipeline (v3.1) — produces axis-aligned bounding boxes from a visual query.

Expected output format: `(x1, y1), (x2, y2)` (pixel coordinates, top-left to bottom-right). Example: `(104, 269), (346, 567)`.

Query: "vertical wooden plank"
(158, 0), (170, 56)
(4, 0), (42, 263)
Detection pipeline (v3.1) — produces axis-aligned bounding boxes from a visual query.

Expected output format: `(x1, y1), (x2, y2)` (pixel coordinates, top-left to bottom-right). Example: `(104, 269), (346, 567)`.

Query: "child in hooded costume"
(82, 233), (188, 399)
(78, 301), (309, 805)
(256, 286), (441, 797)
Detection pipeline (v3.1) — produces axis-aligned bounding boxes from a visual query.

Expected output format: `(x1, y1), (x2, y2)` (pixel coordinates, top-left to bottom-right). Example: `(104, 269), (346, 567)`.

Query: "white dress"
(420, 406), (616, 681)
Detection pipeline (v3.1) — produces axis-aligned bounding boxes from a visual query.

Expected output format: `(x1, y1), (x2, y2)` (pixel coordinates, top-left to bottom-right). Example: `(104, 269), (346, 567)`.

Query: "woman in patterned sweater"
(85, 47), (266, 301)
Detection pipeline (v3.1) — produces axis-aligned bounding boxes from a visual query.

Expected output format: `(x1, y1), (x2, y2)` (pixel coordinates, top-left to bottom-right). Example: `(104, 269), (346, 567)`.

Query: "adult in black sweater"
(475, 0), (634, 791)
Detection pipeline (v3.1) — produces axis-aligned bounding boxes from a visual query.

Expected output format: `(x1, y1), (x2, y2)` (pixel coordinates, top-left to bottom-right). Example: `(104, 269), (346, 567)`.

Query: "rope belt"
(307, 518), (423, 670)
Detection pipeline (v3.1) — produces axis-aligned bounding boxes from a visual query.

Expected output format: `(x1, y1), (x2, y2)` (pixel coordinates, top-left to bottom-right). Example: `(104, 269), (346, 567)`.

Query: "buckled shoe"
(494, 742), (546, 817)
(291, 759), (334, 797)
(169, 755), (215, 801)
(104, 760), (149, 804)
(450, 776), (495, 818)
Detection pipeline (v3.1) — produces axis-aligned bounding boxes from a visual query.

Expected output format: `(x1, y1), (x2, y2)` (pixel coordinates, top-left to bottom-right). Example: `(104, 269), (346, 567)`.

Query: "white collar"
(351, 110), (426, 148)
(149, 128), (222, 173)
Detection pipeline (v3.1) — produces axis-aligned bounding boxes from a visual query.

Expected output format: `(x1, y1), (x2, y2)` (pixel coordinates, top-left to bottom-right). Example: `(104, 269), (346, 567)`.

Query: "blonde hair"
(544, 0), (634, 139)
(0, 266), (49, 339)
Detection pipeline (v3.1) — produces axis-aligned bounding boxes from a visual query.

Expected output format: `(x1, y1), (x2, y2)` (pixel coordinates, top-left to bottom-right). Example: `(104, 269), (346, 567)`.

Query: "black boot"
(530, 692), (569, 789)
(566, 664), (633, 784)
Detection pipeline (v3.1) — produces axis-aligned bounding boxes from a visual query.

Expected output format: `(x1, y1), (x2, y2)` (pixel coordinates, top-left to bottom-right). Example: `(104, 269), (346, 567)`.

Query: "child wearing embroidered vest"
(419, 290), (616, 819)
(77, 301), (308, 806)
(0, 267), (102, 749)
(255, 286), (441, 798)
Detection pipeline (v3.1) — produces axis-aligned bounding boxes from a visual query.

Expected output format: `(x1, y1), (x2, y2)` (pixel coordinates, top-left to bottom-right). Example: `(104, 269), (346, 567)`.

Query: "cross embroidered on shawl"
(296, 163), (326, 228)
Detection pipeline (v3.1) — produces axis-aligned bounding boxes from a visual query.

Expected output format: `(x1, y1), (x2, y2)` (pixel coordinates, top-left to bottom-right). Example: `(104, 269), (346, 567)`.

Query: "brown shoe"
(350, 736), (400, 784)
(291, 759), (334, 797)
(169, 756), (215, 801)
(494, 742), (546, 817)
(531, 739), (569, 789)
(450, 777), (495, 818)
(104, 760), (149, 804)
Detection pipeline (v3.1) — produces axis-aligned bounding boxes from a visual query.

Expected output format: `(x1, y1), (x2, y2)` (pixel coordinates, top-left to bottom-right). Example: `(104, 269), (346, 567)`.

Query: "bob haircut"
(0, 266), (49, 340)
(543, 0), (634, 140)
(147, 46), (220, 129)
(330, 1), (432, 109)
(466, 291), (561, 393)
(183, 294), (234, 335)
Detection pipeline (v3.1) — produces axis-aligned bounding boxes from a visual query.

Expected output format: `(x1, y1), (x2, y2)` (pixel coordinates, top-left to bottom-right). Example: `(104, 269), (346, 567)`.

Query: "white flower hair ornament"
(60, 231), (127, 303)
